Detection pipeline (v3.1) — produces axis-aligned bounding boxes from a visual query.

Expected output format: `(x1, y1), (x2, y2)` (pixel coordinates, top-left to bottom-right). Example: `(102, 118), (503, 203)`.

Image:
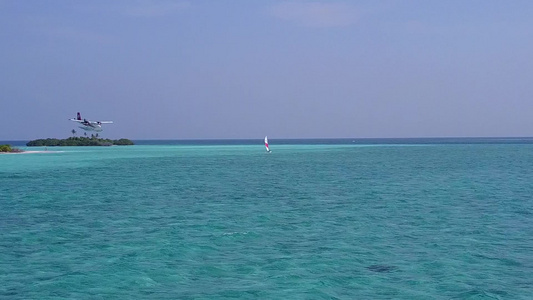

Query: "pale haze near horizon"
(1, 0), (532, 140)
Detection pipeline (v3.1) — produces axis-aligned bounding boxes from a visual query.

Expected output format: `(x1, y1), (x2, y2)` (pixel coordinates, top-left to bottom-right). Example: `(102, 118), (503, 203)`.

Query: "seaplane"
(69, 112), (113, 132)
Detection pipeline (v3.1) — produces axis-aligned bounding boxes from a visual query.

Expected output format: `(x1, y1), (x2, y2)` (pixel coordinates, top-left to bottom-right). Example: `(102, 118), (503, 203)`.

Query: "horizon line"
(3, 136), (533, 142)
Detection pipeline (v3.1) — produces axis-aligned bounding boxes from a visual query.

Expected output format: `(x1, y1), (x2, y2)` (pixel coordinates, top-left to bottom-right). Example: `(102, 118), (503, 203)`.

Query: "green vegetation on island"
(0, 144), (23, 153)
(26, 137), (134, 147)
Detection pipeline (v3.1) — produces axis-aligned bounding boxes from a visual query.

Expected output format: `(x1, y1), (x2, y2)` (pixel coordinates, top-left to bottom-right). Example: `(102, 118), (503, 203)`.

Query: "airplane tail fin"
(77, 112), (81, 120)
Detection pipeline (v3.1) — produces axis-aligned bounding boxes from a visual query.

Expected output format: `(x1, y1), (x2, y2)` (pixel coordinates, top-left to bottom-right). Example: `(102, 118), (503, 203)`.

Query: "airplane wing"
(88, 120), (112, 124)
(68, 114), (112, 125)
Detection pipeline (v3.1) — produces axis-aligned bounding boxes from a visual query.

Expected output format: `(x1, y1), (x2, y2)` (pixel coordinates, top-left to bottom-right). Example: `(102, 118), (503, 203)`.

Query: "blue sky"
(1, 0), (532, 140)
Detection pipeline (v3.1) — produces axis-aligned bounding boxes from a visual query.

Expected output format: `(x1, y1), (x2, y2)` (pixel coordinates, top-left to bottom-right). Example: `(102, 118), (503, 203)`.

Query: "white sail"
(264, 136), (271, 152)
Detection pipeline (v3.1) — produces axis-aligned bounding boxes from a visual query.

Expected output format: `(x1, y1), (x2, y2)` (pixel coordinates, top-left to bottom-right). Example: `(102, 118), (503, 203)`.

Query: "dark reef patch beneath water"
(366, 265), (398, 273)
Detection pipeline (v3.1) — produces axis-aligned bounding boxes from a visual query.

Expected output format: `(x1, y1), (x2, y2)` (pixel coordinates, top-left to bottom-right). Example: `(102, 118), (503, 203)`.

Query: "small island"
(26, 137), (134, 147)
(0, 144), (24, 153)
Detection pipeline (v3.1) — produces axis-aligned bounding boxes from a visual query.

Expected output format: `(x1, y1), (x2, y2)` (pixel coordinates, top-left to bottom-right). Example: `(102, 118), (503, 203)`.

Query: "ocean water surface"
(1, 139), (532, 299)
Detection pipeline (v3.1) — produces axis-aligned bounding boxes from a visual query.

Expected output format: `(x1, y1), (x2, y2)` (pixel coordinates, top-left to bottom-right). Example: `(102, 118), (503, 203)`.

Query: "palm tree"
(84, 132), (87, 137)
(71, 129), (76, 136)
(95, 133), (99, 138)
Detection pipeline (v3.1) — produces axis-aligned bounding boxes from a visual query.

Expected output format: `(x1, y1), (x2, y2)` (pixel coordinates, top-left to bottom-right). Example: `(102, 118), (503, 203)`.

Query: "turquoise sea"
(1, 139), (532, 299)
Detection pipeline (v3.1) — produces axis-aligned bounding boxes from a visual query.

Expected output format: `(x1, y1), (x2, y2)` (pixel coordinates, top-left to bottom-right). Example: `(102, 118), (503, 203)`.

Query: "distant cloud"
(122, 0), (190, 17)
(269, 1), (359, 28)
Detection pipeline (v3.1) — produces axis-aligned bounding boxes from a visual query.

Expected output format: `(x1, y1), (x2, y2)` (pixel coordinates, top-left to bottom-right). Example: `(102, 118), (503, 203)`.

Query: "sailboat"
(264, 136), (272, 153)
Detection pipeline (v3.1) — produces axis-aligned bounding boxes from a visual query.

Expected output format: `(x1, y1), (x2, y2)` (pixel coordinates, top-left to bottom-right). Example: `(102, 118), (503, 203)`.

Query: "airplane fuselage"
(69, 112), (111, 132)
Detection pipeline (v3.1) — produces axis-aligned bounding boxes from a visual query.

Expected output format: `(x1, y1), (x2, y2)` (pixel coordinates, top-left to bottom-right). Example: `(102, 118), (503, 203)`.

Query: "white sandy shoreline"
(0, 150), (61, 154)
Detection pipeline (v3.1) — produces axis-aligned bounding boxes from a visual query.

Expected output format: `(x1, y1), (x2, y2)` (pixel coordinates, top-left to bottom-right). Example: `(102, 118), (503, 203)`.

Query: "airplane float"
(69, 112), (113, 132)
